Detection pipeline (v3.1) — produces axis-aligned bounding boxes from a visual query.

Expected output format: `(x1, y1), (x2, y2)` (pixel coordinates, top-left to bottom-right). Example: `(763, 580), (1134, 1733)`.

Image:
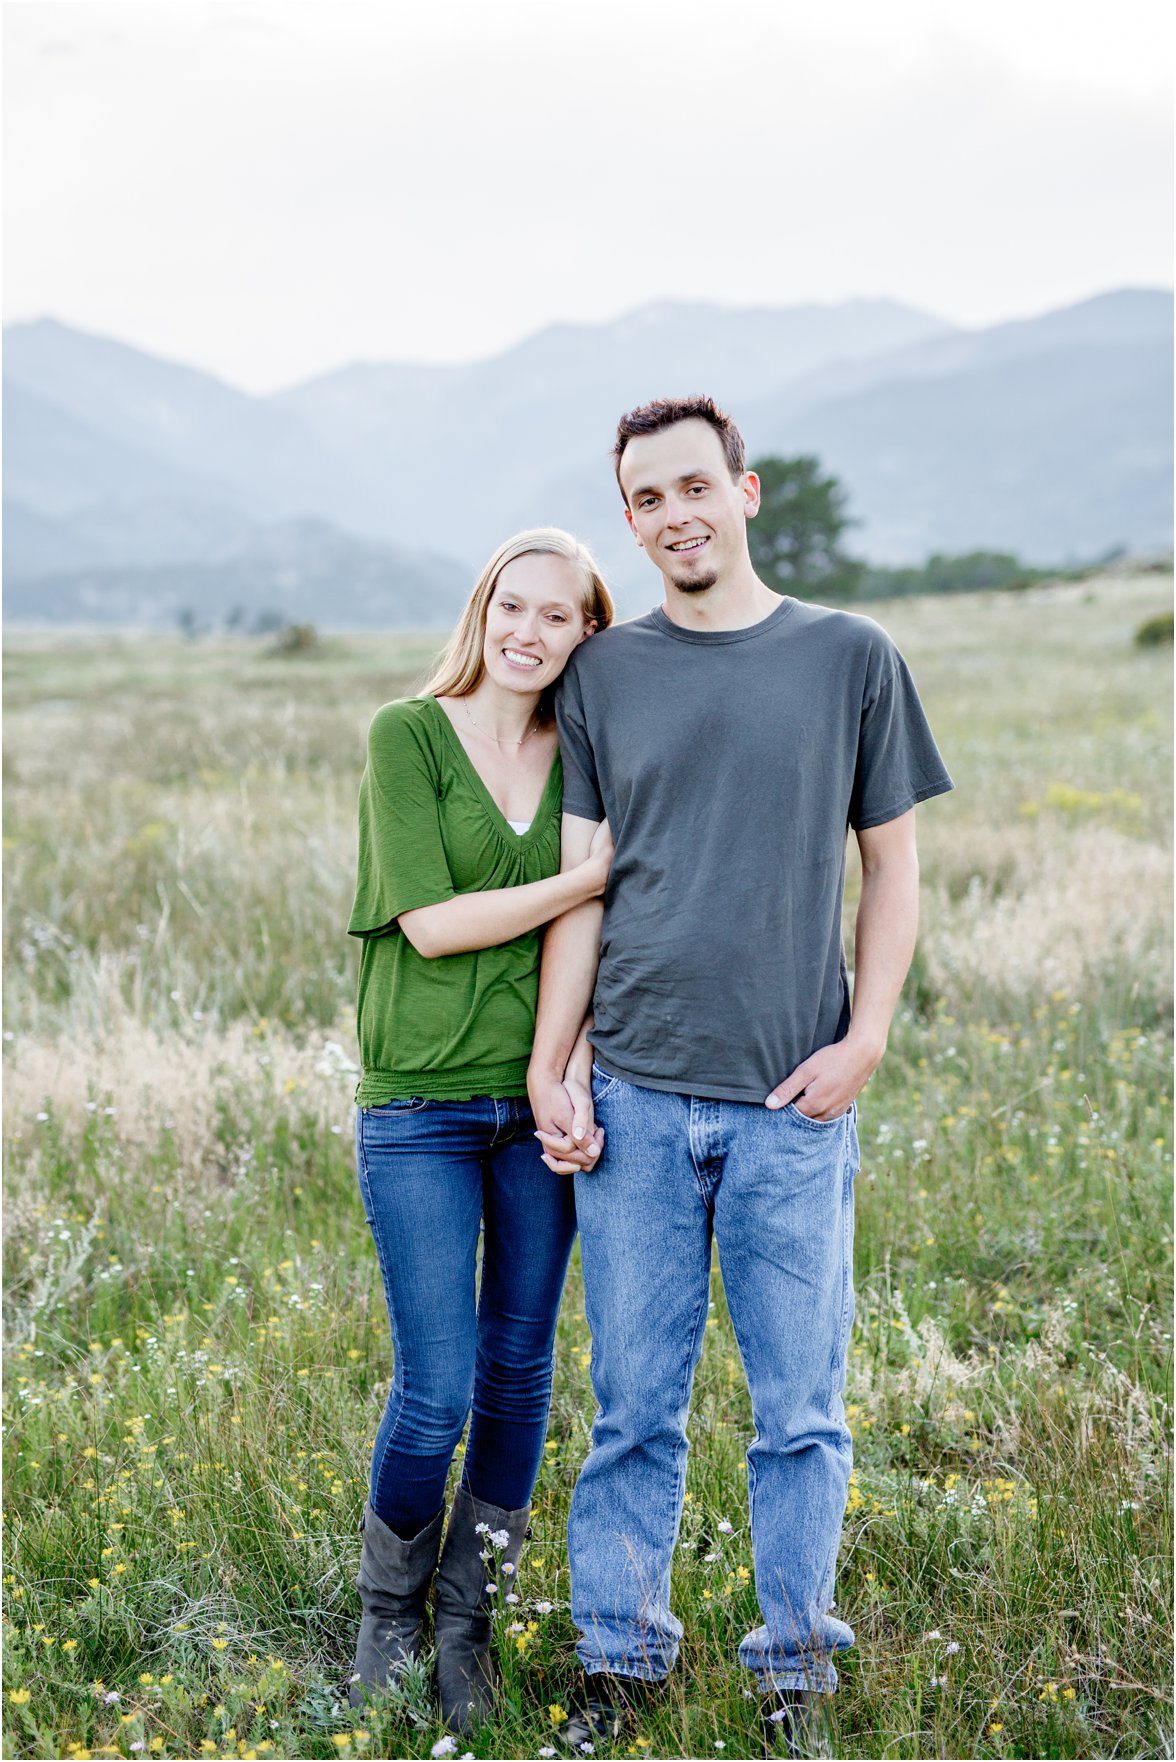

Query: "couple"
(347, 396), (953, 1750)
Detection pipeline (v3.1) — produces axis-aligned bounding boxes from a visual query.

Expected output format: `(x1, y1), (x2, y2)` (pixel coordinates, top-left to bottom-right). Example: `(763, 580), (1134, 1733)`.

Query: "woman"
(347, 528), (614, 1731)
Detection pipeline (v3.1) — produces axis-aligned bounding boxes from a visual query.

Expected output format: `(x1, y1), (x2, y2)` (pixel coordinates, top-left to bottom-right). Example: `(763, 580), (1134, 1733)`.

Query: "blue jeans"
(355, 1095), (577, 1534)
(569, 1068), (858, 1693)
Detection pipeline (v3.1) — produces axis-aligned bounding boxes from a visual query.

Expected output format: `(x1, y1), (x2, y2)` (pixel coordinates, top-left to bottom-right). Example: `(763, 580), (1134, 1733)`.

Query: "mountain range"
(4, 288), (1171, 625)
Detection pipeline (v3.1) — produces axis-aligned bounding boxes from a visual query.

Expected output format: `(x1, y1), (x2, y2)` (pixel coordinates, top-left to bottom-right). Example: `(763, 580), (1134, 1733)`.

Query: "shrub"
(1134, 610), (1174, 648)
(268, 622), (320, 656)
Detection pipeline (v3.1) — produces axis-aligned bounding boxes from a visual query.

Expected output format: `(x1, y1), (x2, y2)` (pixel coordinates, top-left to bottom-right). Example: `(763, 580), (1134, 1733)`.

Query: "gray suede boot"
(348, 1501), (444, 1708)
(433, 1485), (530, 1732)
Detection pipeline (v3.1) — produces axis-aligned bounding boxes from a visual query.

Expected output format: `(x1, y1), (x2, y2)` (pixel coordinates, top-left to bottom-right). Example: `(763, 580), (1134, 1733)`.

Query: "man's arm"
(528, 813), (605, 1168)
(765, 809), (920, 1118)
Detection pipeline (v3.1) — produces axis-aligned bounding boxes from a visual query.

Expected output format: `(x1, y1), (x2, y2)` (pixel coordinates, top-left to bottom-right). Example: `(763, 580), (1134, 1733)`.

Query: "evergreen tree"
(748, 455), (863, 600)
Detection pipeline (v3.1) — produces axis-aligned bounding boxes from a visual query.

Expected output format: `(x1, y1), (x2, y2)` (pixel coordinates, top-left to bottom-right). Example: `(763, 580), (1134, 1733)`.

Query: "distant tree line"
(747, 453), (1066, 603)
(176, 606), (320, 653)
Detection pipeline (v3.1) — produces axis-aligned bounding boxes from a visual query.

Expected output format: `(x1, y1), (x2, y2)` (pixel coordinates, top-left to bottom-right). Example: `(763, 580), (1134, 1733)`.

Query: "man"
(527, 397), (952, 1752)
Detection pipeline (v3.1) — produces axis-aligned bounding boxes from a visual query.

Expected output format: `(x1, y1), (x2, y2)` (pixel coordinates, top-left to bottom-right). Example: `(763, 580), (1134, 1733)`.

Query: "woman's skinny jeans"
(355, 1094), (577, 1538)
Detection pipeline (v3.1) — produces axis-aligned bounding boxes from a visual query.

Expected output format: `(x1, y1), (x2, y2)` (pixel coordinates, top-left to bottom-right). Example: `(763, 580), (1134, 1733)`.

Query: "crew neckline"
(647, 596), (797, 645)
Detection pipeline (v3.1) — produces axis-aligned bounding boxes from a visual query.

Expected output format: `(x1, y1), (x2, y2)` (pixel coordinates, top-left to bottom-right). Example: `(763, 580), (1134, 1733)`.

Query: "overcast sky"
(4, 0), (1172, 393)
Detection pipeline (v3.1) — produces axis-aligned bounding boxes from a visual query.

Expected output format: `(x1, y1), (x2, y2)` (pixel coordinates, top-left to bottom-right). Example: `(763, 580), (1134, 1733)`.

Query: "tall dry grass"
(3, 573), (1172, 1760)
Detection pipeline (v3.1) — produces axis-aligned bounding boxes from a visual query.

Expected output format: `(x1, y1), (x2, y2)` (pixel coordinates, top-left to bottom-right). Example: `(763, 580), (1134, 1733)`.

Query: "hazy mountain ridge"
(4, 317), (345, 518)
(4, 290), (1170, 624)
(743, 333), (1174, 564)
(5, 516), (472, 630)
(762, 287), (1174, 417)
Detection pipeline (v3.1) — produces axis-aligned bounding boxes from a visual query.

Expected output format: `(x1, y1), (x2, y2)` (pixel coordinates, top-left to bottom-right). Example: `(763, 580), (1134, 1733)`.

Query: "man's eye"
(639, 498), (657, 510)
(687, 484), (706, 495)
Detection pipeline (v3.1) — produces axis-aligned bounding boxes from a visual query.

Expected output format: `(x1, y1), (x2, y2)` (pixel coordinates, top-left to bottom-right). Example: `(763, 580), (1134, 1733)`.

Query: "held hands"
(764, 1033), (884, 1120)
(529, 1071), (603, 1176)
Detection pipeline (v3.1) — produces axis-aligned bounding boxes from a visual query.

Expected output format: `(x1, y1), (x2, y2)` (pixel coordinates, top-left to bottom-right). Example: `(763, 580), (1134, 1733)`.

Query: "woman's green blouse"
(348, 695), (563, 1105)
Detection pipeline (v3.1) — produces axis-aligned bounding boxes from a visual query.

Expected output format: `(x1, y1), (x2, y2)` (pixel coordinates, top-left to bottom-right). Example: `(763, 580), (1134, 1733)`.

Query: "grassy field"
(3, 573), (1173, 1761)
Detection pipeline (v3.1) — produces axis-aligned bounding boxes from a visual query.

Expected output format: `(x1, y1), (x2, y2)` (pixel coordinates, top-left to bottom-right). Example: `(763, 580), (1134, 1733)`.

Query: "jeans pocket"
(590, 1062), (621, 1105)
(783, 1100), (848, 1130)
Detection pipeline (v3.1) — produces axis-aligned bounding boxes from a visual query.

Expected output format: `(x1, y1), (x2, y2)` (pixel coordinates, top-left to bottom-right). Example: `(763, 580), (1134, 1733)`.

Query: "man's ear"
(623, 506), (645, 549)
(742, 470), (761, 520)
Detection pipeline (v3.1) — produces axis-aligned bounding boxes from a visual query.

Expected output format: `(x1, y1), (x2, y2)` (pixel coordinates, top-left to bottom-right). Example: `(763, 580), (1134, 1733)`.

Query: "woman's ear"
(578, 620), (598, 643)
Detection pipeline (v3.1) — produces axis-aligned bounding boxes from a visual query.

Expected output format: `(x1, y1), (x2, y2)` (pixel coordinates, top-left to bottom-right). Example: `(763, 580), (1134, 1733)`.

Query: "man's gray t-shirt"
(555, 594), (953, 1104)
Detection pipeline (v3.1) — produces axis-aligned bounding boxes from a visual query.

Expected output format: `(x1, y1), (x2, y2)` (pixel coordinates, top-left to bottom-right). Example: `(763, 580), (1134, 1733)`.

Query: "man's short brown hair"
(612, 396), (747, 499)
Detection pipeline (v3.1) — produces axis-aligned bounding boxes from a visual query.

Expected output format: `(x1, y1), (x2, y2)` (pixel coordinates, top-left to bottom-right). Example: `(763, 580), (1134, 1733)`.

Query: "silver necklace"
(461, 701), (540, 747)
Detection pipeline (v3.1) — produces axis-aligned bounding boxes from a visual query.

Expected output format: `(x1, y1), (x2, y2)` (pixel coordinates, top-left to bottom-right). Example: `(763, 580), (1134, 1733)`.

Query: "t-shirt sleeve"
(849, 650), (954, 831)
(347, 704), (456, 938)
(554, 664), (605, 823)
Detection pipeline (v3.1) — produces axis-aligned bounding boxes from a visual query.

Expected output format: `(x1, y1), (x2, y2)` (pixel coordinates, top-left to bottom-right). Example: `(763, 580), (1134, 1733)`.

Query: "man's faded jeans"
(569, 1067), (858, 1693)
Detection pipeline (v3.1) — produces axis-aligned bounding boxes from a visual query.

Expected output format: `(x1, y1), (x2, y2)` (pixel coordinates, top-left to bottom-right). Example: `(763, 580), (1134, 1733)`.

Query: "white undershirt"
(507, 818), (532, 835)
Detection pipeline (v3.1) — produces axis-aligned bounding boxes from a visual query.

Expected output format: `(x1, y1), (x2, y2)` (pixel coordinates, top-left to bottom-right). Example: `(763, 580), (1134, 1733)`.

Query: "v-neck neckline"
(426, 694), (561, 844)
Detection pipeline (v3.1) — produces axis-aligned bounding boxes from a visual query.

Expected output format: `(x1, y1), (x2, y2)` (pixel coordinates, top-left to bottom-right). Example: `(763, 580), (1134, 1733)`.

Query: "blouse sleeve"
(347, 702), (456, 938)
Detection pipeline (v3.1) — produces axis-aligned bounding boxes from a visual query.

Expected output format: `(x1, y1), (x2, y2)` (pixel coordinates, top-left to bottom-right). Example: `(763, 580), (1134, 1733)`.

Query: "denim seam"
(667, 1257), (712, 1604)
(815, 1138), (856, 1616)
(831, 1131), (855, 1384)
(357, 1111), (416, 1507)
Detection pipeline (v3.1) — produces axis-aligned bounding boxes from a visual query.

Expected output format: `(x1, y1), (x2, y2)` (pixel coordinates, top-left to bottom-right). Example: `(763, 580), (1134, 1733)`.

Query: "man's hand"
(767, 812), (920, 1119)
(528, 1071), (602, 1175)
(764, 1033), (884, 1120)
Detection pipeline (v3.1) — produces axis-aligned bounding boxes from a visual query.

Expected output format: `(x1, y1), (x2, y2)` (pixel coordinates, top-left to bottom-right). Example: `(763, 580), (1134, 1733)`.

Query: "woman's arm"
(565, 1014), (595, 1088)
(398, 821), (612, 959)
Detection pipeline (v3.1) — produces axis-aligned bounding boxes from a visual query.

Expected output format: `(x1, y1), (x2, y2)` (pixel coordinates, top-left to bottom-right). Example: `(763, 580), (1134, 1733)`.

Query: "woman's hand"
(581, 818), (614, 897)
(535, 1072), (602, 1176)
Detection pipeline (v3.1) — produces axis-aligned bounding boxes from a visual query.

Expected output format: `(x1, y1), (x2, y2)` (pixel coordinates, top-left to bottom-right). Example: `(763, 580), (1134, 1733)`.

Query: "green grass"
(4, 572), (1173, 1760)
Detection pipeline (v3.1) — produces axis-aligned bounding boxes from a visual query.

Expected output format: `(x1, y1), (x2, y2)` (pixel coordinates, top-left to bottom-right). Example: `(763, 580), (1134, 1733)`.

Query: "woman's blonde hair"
(425, 527), (614, 701)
